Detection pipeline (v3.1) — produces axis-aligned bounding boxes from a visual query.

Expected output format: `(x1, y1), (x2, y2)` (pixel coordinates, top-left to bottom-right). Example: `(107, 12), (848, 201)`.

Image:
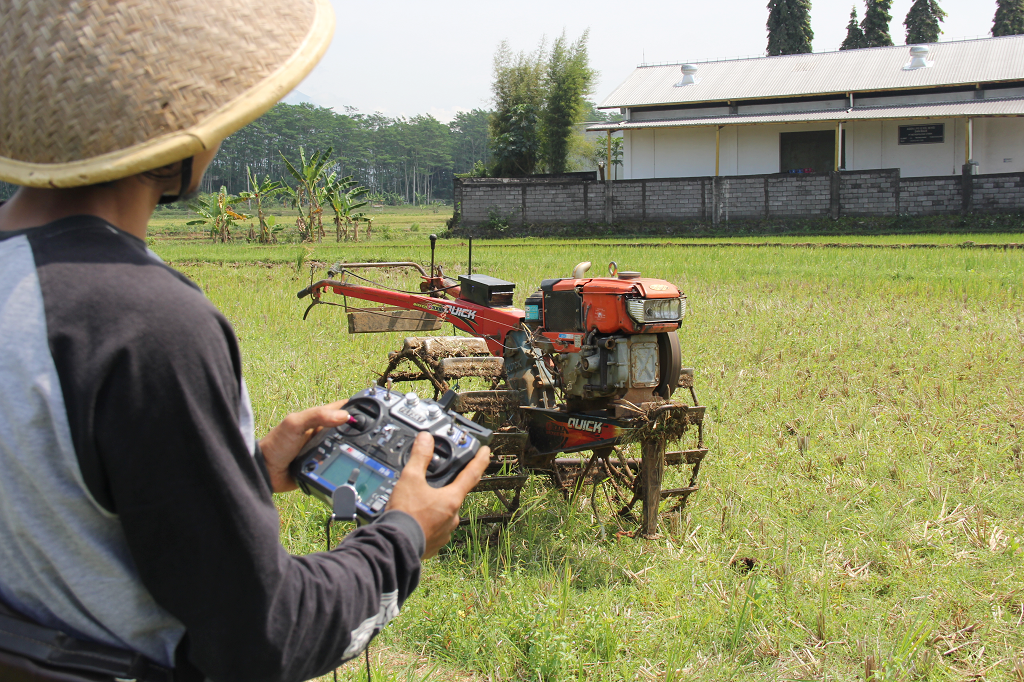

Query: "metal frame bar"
(328, 261), (428, 277)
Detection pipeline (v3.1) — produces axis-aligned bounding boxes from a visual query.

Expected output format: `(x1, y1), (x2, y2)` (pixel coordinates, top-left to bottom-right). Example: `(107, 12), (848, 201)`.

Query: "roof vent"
(674, 64), (699, 87)
(903, 45), (933, 71)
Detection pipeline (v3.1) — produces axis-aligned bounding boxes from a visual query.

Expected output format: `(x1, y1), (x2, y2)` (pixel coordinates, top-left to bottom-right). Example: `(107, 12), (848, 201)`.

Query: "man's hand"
(386, 432), (490, 559)
(259, 401), (349, 493)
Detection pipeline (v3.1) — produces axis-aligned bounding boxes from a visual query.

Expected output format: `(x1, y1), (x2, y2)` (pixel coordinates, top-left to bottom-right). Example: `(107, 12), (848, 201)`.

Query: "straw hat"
(0, 0), (334, 188)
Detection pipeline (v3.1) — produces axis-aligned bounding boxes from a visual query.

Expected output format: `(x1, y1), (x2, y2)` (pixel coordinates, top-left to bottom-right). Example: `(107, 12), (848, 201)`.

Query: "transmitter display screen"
(319, 448), (395, 501)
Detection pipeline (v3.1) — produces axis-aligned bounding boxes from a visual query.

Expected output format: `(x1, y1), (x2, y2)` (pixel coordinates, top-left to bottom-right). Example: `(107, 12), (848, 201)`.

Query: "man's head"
(0, 0), (334, 195)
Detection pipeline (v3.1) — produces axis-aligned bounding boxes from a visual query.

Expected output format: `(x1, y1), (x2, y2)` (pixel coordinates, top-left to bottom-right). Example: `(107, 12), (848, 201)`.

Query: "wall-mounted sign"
(898, 124), (944, 145)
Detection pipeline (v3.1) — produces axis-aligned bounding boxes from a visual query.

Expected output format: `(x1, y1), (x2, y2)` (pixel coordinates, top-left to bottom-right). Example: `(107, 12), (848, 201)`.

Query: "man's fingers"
(287, 404), (349, 434)
(403, 432), (434, 479)
(446, 446), (491, 498)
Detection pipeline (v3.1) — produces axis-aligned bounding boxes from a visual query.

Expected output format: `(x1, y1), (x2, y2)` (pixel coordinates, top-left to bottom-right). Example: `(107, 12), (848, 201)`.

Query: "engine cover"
(536, 276), (683, 335)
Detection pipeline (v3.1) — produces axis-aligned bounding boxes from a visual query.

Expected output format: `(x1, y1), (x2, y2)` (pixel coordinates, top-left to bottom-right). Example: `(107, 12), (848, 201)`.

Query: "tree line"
(201, 31), (613, 200)
(202, 104), (491, 203)
(766, 0), (1024, 56)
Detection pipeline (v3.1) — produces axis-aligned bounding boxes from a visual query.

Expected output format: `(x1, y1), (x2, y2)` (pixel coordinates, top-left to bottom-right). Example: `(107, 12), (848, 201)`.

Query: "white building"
(589, 36), (1024, 180)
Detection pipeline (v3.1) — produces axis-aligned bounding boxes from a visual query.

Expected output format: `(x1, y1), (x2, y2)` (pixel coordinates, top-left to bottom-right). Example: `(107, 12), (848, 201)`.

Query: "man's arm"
(91, 303), (424, 682)
(260, 410), (491, 559)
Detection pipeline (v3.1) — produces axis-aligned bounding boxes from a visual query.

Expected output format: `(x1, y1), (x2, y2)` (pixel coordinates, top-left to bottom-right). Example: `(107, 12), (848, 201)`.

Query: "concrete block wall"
(720, 176), (766, 220)
(766, 175), (830, 216)
(840, 170), (898, 216)
(611, 182), (644, 221)
(645, 179), (704, 220)
(586, 183), (605, 223)
(459, 184), (522, 225)
(523, 184), (584, 224)
(454, 170), (1023, 227)
(973, 173), (1024, 212)
(900, 176), (962, 215)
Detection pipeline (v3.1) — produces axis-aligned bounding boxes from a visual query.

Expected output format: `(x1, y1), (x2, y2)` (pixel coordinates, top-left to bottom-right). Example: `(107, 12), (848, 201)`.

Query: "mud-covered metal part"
(503, 329), (556, 410)
(544, 398), (705, 537)
(374, 335), (705, 533)
(438, 357), (505, 380)
(453, 391), (521, 413)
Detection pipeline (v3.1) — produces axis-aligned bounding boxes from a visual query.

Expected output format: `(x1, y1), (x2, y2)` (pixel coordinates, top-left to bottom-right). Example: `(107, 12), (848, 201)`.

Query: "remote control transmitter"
(290, 387), (492, 521)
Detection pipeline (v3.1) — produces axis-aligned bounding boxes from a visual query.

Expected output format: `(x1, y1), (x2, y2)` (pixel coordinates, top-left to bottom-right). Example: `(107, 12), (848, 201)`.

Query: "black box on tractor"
(458, 274), (515, 308)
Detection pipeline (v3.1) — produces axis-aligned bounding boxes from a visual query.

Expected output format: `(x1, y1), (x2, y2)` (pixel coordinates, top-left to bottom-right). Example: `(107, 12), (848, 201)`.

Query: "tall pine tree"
(840, 6), (869, 49)
(904, 0), (946, 44)
(766, 0), (814, 56)
(861, 0), (894, 47)
(992, 0), (1024, 36)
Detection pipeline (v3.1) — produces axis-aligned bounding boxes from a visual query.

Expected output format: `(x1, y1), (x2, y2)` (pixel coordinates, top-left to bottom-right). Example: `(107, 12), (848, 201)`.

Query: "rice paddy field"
(153, 212), (1024, 682)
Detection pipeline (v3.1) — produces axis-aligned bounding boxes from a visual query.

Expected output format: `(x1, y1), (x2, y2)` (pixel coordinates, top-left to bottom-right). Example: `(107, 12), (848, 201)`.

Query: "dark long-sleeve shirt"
(0, 215), (424, 682)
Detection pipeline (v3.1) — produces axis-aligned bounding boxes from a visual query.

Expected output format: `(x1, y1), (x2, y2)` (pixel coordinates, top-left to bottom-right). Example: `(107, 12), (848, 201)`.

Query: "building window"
(779, 130), (844, 174)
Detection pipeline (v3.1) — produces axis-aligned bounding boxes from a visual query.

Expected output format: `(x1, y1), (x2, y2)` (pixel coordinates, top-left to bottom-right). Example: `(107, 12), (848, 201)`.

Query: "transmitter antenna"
(429, 234), (437, 278)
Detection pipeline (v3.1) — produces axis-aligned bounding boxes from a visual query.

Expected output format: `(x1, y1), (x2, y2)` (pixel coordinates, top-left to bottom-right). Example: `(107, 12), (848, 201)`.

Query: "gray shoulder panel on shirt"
(0, 232), (185, 666)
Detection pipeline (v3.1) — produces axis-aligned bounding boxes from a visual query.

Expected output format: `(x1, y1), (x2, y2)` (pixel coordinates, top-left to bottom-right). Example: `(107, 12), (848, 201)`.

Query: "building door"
(780, 130), (843, 174)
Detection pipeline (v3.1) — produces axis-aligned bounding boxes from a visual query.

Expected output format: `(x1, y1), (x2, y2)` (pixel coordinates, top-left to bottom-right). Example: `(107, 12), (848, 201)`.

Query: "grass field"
(154, 214), (1024, 682)
(148, 204), (452, 244)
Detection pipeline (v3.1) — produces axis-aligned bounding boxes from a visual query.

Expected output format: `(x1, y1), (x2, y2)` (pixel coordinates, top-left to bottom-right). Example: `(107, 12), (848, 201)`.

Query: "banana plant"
(187, 186), (249, 243)
(281, 147), (332, 243)
(238, 167), (285, 244)
(323, 172), (368, 242)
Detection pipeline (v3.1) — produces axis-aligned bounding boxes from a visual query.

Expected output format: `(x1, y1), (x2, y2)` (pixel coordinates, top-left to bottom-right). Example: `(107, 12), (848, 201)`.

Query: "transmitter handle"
(332, 486), (357, 521)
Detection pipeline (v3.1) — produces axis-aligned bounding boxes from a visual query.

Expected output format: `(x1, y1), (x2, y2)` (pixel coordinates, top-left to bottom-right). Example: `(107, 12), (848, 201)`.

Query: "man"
(0, 1), (489, 681)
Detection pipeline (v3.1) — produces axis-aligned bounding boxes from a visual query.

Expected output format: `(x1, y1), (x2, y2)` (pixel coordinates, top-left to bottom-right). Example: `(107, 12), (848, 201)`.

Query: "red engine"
(516, 262), (685, 411)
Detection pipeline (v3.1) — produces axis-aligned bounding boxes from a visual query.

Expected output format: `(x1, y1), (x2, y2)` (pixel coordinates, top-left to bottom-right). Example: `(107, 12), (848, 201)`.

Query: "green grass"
(161, 235), (1024, 681)
(449, 213), (1024, 241)
(148, 204), (451, 245)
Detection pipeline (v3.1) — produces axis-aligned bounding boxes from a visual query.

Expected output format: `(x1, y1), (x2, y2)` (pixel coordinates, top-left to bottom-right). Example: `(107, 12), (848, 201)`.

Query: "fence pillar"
(583, 182), (589, 223)
(711, 176), (722, 227)
(829, 171), (841, 220)
(641, 180), (647, 222)
(961, 164), (975, 215)
(763, 176), (770, 219)
(893, 168), (901, 215)
(604, 178), (613, 224)
(452, 178), (462, 226)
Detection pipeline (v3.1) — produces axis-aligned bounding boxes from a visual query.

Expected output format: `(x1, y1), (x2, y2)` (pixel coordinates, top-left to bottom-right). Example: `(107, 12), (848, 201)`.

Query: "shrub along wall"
(453, 168), (1024, 229)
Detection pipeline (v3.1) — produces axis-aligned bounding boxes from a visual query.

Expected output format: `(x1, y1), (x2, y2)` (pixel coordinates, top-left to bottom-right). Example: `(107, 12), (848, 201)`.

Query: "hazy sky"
(291, 0), (997, 122)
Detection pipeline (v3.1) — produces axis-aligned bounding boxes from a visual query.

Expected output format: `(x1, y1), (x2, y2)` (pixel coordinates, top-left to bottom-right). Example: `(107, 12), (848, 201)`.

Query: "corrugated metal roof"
(586, 97), (1024, 131)
(599, 36), (1024, 109)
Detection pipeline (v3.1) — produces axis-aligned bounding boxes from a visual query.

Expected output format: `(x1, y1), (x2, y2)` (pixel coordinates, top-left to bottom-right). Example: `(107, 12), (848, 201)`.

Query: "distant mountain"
(280, 90), (321, 106)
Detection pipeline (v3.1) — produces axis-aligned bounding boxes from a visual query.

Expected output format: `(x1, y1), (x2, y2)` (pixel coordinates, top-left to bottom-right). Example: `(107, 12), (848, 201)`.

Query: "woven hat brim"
(0, 0), (334, 189)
